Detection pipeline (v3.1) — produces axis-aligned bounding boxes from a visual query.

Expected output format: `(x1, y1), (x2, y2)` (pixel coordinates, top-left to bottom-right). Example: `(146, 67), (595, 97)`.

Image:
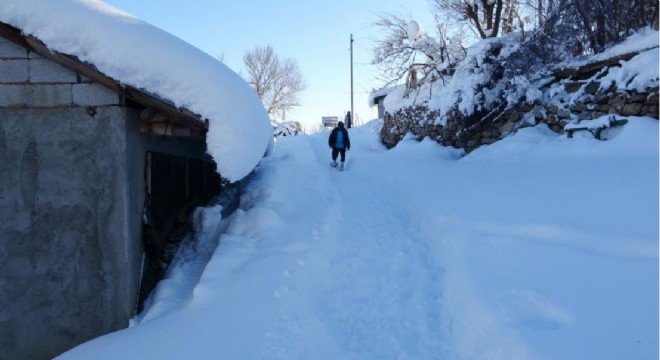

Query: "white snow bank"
(0, 0), (272, 182)
(599, 47), (659, 92)
(588, 27), (659, 63)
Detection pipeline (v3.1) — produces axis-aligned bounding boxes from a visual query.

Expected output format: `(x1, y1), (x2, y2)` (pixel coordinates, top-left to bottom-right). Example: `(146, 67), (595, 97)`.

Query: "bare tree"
(437, 0), (658, 54)
(243, 45), (306, 118)
(435, 0), (506, 38)
(371, 14), (418, 87)
(537, 0), (658, 55)
(573, 0), (657, 53)
(371, 13), (464, 89)
(501, 0), (522, 34)
(518, 0), (549, 27)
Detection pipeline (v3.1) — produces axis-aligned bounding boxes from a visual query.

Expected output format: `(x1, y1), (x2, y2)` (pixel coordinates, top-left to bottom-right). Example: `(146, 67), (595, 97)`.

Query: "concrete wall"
(0, 36), (212, 359)
(0, 107), (138, 360)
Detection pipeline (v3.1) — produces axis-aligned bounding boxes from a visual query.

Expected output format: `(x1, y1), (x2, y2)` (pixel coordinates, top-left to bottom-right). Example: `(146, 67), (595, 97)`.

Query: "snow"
(57, 115), (658, 359)
(272, 121), (303, 137)
(7, 2), (655, 358)
(377, 29), (659, 127)
(599, 48), (659, 92)
(380, 36), (523, 123)
(407, 20), (422, 42)
(368, 85), (400, 108)
(564, 114), (622, 131)
(0, 0), (272, 182)
(581, 26), (659, 65)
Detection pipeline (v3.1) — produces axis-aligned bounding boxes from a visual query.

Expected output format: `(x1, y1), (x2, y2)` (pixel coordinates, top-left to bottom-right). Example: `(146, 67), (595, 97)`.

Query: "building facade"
(0, 23), (219, 360)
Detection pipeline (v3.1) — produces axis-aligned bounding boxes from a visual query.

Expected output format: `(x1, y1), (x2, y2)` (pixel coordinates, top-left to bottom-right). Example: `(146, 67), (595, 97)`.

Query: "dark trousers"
(332, 147), (346, 162)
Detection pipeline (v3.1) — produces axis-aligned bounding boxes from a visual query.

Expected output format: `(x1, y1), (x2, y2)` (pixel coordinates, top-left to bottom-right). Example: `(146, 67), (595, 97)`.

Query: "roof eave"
(0, 21), (208, 135)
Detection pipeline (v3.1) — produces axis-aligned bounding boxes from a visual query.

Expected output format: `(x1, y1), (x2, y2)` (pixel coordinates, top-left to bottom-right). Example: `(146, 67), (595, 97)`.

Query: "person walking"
(328, 121), (351, 170)
(345, 111), (352, 128)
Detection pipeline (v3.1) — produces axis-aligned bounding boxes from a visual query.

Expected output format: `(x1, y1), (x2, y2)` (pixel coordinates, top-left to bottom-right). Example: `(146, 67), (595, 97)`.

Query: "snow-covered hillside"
(58, 117), (658, 360)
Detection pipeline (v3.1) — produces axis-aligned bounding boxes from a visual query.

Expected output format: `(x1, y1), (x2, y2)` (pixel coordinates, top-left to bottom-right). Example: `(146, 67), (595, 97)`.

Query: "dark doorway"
(137, 151), (221, 311)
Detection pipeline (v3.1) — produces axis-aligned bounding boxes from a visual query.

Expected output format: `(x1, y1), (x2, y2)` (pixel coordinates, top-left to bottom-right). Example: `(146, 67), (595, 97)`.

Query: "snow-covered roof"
(0, 0), (272, 182)
(368, 85), (400, 107)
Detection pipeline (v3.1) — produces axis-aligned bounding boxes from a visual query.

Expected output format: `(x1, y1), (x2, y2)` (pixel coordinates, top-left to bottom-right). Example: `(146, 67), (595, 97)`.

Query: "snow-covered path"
(252, 130), (448, 359)
(58, 119), (658, 360)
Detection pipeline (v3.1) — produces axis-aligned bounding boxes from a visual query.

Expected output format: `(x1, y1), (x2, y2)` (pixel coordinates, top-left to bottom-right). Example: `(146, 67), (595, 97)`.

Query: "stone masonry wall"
(382, 85), (659, 152)
(381, 55), (659, 152)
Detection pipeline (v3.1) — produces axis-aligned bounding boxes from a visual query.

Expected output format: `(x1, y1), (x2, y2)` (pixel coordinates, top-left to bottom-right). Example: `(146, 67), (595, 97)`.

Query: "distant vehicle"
(322, 116), (338, 128)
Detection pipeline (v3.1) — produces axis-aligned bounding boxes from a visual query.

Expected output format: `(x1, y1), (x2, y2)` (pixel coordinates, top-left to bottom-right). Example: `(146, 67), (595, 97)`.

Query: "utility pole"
(350, 34), (354, 129)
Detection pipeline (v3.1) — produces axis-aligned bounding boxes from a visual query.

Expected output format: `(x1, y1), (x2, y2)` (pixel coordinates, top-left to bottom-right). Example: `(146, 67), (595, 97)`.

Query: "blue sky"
(102, 0), (436, 129)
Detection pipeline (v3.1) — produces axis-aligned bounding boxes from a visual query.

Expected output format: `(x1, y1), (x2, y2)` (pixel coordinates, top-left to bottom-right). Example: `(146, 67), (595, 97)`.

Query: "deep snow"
(58, 117), (658, 360)
(5, 1), (654, 358)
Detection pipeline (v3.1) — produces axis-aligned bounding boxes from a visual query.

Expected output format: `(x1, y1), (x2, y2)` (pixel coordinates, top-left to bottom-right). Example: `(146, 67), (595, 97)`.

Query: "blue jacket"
(328, 125), (351, 150)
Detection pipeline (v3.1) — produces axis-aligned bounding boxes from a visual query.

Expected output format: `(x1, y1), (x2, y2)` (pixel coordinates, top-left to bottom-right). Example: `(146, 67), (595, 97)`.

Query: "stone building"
(368, 86), (396, 120)
(0, 22), (221, 360)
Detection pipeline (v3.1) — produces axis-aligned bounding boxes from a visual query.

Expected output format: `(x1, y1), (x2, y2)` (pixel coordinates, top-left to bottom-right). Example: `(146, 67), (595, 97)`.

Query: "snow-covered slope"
(57, 116), (658, 360)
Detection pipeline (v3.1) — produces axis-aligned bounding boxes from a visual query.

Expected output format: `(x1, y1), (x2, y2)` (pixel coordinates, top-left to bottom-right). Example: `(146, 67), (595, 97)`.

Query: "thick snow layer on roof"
(0, 0), (272, 182)
(368, 85), (400, 107)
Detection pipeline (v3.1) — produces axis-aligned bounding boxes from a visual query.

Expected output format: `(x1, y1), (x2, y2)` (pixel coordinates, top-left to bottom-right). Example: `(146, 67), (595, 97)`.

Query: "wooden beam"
(140, 121), (204, 141)
(140, 107), (169, 123)
(0, 22), (30, 49)
(124, 87), (206, 130)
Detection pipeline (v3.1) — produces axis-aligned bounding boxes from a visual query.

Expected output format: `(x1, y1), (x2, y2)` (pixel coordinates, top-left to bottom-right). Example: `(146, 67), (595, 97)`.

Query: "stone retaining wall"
(381, 55), (659, 152)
